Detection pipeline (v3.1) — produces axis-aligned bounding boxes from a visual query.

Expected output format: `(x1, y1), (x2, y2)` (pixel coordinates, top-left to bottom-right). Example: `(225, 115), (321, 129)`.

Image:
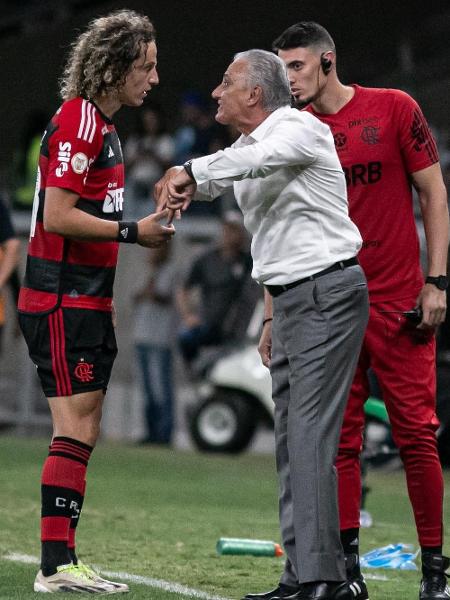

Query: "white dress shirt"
(191, 105), (362, 285)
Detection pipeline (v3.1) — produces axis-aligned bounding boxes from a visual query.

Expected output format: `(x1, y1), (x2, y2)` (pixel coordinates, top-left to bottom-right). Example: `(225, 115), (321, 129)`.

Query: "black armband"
(183, 160), (196, 182)
(117, 221), (138, 244)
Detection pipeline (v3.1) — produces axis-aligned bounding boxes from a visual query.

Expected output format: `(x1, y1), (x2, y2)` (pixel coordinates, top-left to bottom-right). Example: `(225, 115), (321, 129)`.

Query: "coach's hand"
(137, 209), (175, 248)
(258, 321), (272, 368)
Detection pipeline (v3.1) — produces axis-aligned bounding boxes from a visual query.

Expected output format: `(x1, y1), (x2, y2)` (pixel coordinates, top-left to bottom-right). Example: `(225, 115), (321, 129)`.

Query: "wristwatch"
(425, 275), (449, 290)
(183, 160), (196, 182)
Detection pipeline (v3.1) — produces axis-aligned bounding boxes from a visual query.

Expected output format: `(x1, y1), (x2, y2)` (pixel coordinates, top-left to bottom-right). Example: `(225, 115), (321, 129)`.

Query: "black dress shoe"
(276, 581), (351, 600)
(242, 584), (300, 600)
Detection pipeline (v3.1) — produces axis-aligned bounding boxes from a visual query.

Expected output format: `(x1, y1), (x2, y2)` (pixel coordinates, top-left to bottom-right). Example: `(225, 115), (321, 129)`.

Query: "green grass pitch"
(0, 435), (448, 599)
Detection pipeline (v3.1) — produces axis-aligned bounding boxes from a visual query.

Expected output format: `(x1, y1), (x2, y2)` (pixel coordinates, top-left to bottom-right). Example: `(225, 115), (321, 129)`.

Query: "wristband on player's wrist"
(117, 221), (138, 243)
(262, 317), (273, 326)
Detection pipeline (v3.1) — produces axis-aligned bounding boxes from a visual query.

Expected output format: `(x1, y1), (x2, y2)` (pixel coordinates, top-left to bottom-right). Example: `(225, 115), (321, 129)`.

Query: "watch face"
(437, 276), (449, 290)
(428, 276), (449, 290)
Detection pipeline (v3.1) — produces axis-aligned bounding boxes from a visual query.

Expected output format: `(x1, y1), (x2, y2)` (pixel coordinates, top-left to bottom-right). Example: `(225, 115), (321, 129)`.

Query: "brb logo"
(343, 161), (382, 187)
(56, 141), (72, 177)
(102, 187), (124, 213)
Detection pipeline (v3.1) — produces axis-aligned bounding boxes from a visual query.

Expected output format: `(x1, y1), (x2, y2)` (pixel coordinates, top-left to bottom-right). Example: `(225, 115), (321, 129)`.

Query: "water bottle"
(360, 543), (418, 570)
(216, 537), (284, 557)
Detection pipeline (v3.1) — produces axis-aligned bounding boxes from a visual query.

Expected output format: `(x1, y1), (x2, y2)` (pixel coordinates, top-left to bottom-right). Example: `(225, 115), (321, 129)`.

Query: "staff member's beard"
(291, 95), (312, 109)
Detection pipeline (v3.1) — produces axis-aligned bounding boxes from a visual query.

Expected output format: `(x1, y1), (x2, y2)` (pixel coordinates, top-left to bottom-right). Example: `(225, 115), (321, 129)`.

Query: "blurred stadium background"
(0, 3), (449, 599)
(0, 0), (449, 444)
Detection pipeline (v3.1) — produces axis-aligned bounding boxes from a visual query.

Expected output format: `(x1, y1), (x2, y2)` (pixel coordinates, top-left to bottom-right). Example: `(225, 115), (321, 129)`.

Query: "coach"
(156, 49), (369, 600)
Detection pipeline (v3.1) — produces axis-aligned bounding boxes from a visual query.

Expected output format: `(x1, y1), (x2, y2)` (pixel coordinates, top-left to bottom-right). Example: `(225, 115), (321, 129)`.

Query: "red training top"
(18, 97), (125, 314)
(307, 85), (439, 302)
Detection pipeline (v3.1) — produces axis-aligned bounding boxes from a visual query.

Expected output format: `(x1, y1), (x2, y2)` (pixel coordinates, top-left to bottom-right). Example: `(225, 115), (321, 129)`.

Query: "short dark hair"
(272, 21), (335, 54)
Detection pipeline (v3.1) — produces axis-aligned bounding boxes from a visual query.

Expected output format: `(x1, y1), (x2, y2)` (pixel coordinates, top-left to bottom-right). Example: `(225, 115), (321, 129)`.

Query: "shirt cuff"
(191, 156), (214, 185)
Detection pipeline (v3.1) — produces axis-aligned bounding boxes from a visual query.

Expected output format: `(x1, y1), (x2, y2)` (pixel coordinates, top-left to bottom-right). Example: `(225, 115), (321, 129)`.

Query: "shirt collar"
(242, 105), (291, 143)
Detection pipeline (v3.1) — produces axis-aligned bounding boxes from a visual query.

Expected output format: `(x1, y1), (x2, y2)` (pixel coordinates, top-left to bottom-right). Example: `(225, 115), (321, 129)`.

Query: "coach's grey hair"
(233, 49), (291, 112)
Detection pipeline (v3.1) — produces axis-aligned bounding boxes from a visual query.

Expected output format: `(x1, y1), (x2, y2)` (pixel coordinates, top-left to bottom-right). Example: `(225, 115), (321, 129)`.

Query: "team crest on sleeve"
(71, 152), (89, 174)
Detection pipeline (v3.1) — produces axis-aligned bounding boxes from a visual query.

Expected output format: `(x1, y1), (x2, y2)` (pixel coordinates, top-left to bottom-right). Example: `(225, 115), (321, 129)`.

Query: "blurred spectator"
(123, 102), (175, 219)
(176, 211), (258, 368)
(12, 110), (47, 211)
(173, 91), (232, 217)
(0, 195), (20, 351)
(132, 244), (177, 444)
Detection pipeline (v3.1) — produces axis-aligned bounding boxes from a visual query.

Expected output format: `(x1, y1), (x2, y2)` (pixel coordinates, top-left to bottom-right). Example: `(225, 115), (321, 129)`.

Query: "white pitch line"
(3, 552), (231, 600)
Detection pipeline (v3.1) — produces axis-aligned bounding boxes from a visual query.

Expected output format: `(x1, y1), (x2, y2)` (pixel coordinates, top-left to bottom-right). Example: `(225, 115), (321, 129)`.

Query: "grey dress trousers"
(270, 264), (369, 584)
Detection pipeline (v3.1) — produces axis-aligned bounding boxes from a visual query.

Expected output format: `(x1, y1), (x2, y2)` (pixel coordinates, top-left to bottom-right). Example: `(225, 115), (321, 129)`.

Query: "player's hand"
(154, 166), (183, 211)
(137, 209), (175, 248)
(258, 321), (272, 368)
(416, 284), (447, 329)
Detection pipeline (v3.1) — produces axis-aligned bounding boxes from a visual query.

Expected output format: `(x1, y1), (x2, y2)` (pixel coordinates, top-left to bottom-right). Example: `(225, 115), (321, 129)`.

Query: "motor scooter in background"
(186, 301), (450, 467)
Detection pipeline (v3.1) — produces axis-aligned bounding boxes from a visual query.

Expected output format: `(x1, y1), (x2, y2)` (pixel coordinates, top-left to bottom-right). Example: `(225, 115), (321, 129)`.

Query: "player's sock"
(41, 437), (92, 576)
(68, 480), (86, 565)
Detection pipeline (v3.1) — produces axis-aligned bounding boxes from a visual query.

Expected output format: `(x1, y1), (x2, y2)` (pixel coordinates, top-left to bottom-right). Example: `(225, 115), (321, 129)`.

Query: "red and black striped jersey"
(18, 97), (125, 314)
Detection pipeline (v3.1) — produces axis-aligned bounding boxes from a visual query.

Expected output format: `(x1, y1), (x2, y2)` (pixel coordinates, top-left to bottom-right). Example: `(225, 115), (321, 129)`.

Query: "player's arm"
(44, 187), (118, 240)
(413, 163), (449, 328)
(44, 187), (175, 247)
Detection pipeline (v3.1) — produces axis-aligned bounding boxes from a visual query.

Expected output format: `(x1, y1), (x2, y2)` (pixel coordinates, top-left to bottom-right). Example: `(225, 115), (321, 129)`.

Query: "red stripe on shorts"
(49, 311), (72, 397)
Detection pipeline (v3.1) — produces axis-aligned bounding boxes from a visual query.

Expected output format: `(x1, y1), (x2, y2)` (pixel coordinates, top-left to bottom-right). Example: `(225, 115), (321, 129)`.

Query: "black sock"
(41, 541), (72, 576)
(68, 547), (78, 565)
(421, 546), (443, 576)
(421, 546), (442, 556)
(341, 528), (360, 556)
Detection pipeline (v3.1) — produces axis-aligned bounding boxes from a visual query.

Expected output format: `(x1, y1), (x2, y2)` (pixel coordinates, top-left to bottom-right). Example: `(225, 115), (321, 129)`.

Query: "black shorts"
(18, 308), (118, 398)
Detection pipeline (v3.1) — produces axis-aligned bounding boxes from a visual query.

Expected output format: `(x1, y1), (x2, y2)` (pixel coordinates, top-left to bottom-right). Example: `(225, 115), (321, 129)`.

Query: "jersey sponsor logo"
(56, 141), (71, 177)
(333, 132), (347, 149)
(343, 161), (382, 186)
(74, 359), (94, 383)
(77, 99), (97, 143)
(348, 116), (379, 128)
(71, 152), (88, 174)
(360, 126), (380, 145)
(102, 187), (124, 213)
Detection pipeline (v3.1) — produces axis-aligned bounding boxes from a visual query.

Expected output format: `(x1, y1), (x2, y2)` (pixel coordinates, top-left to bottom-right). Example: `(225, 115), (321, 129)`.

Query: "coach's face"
(212, 59), (252, 129)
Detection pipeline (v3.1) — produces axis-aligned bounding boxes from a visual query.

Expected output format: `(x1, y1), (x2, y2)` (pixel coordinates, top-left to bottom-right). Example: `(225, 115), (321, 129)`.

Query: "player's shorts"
(18, 307), (117, 398)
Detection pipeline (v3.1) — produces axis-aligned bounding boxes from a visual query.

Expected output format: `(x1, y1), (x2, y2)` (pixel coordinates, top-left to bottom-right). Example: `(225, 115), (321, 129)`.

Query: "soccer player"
(265, 21), (449, 600)
(18, 10), (174, 594)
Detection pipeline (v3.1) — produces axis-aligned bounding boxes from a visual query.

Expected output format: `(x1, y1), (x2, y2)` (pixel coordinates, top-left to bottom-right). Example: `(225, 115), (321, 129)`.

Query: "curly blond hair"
(60, 9), (156, 100)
